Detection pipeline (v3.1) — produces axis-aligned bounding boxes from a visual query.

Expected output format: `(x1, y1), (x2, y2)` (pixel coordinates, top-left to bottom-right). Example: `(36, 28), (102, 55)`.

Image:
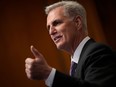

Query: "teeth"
(54, 37), (58, 41)
(54, 36), (61, 41)
(54, 37), (57, 40)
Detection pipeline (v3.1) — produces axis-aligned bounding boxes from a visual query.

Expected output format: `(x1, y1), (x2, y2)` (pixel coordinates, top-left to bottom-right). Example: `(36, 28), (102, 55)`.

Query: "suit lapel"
(74, 39), (95, 79)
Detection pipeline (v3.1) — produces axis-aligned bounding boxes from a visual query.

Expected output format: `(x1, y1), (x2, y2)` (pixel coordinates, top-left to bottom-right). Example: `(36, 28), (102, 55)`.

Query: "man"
(25, 1), (116, 87)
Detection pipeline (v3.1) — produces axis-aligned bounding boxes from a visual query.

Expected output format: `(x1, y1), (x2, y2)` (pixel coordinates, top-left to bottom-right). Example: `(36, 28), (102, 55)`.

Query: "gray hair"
(45, 1), (88, 33)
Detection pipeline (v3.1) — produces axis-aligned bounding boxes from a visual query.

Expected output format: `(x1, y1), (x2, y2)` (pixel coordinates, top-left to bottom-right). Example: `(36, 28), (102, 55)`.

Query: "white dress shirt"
(45, 36), (90, 87)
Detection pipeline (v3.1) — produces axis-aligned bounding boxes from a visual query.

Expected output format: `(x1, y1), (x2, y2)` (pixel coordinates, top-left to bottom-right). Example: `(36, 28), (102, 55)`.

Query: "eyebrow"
(47, 19), (63, 30)
(52, 19), (62, 25)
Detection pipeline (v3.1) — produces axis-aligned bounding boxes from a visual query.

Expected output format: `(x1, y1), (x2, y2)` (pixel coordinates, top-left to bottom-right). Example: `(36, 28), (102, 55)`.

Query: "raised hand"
(25, 45), (52, 80)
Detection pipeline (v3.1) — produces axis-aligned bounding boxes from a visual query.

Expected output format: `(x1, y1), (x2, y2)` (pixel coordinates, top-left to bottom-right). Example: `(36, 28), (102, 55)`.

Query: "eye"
(52, 20), (63, 27)
(47, 19), (63, 31)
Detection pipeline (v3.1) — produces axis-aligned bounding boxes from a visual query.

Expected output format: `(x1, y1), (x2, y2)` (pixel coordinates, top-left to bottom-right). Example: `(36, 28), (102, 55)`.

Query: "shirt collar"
(71, 36), (90, 63)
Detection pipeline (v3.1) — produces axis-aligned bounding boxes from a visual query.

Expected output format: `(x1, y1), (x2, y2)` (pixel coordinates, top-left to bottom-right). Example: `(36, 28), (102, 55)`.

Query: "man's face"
(47, 7), (78, 51)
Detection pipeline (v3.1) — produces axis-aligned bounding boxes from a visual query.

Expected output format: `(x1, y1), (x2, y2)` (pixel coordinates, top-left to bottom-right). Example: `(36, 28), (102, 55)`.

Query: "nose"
(49, 26), (57, 35)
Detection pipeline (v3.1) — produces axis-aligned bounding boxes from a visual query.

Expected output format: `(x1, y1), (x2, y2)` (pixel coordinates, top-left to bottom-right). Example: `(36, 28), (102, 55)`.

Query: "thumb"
(30, 45), (42, 58)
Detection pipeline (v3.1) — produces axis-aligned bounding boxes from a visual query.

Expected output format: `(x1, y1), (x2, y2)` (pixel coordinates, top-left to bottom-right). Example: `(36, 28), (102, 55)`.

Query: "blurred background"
(0, 0), (116, 87)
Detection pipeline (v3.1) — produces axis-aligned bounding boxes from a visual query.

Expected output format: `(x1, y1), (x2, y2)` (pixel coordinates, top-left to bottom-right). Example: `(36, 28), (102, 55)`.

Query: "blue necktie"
(70, 61), (77, 77)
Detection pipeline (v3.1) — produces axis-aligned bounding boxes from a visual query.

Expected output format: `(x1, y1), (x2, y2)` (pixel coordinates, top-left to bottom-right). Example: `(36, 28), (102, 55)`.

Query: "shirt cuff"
(45, 68), (56, 87)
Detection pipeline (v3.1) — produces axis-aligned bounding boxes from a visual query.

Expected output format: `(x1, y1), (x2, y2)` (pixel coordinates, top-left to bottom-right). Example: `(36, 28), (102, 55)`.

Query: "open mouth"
(53, 35), (62, 43)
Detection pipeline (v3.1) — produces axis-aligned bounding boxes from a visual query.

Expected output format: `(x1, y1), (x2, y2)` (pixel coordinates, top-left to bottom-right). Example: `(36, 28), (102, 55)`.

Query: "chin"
(56, 43), (67, 51)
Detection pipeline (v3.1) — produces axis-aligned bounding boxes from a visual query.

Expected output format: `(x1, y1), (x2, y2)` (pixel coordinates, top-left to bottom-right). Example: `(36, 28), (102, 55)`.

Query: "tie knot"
(70, 61), (77, 76)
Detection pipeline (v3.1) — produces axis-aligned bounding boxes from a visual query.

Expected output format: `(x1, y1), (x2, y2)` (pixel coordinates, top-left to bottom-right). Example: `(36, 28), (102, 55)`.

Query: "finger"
(25, 58), (34, 64)
(30, 45), (42, 58)
(25, 69), (31, 79)
(25, 63), (31, 69)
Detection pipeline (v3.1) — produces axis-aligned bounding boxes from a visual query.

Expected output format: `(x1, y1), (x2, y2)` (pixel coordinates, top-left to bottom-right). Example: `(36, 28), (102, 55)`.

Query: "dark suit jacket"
(52, 39), (116, 87)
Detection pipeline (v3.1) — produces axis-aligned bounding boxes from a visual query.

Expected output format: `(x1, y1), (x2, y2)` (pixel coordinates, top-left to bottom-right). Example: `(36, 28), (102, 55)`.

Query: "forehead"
(47, 7), (65, 24)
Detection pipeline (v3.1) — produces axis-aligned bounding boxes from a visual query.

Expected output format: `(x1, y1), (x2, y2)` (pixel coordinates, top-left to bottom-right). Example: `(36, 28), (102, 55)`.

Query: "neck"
(68, 33), (87, 55)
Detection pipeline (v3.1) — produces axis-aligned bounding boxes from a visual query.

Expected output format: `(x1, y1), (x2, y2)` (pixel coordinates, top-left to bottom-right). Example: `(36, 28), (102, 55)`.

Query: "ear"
(74, 16), (82, 30)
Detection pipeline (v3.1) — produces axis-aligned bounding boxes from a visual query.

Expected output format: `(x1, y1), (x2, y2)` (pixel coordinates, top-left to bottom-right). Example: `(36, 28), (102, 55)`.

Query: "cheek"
(66, 28), (77, 42)
(60, 24), (76, 42)
(63, 30), (74, 43)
